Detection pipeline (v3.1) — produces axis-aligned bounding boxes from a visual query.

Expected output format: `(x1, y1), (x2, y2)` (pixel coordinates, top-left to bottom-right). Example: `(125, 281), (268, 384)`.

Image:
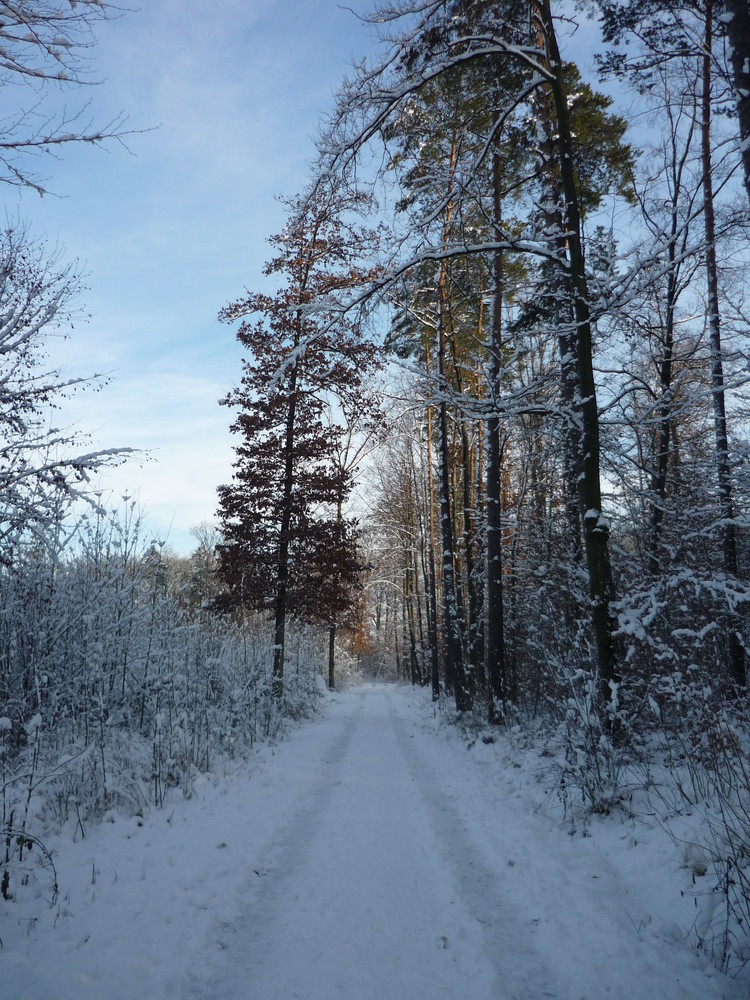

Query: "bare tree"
(0, 1), (130, 194)
(0, 221), (132, 562)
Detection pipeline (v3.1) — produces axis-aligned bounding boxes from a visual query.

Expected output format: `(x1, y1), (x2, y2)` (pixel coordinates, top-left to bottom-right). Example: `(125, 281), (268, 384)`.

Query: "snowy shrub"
(547, 664), (630, 828)
(703, 764), (750, 974)
(325, 642), (362, 690)
(613, 569), (750, 710)
(666, 703), (750, 975)
(691, 776), (750, 976)
(0, 509), (330, 903)
(1, 713), (59, 904)
(637, 682), (750, 976)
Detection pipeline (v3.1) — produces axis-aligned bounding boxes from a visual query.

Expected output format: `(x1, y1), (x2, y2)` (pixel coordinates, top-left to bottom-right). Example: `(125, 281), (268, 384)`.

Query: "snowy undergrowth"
(647, 707), (750, 977)
(430, 688), (750, 987)
(0, 512), (321, 915)
(2, 686), (343, 1000)
(3, 681), (748, 999)
(0, 631), (327, 920)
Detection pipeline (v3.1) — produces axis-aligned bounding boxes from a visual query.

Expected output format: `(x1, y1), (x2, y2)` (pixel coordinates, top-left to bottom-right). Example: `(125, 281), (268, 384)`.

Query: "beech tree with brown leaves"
(216, 183), (381, 698)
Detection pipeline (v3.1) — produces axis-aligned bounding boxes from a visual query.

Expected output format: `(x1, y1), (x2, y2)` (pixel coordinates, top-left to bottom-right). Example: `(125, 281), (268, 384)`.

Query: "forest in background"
(5, 0), (750, 978)
(216, 1), (750, 736)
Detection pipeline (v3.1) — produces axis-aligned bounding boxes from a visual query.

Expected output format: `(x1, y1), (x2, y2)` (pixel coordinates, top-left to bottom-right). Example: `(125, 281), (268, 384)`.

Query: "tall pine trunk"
(533, 59), (583, 567)
(426, 400), (441, 700)
(486, 128), (506, 722)
(461, 421), (482, 683)
(438, 262), (471, 711)
(538, 0), (618, 706)
(702, 6), (746, 689)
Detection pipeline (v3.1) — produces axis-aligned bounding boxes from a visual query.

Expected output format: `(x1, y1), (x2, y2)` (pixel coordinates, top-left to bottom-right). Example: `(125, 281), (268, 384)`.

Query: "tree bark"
(486, 130), (507, 723)
(272, 349), (300, 700)
(644, 87), (694, 578)
(328, 625), (336, 690)
(539, 0), (618, 706)
(723, 0), (750, 210)
(461, 420), (482, 683)
(438, 258), (471, 711)
(702, 5), (746, 688)
(529, 15), (584, 567)
(426, 401), (441, 701)
(647, 278), (676, 577)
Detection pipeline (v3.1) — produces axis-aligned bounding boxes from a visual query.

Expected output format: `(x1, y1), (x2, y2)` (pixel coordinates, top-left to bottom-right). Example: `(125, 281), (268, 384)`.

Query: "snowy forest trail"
(6, 684), (740, 1000)
(182, 684), (530, 999)
(179, 686), (728, 1000)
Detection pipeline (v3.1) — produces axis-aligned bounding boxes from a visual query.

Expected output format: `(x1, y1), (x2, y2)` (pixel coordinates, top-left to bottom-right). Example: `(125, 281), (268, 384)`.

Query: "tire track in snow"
(180, 690), (365, 999)
(180, 686), (504, 1000)
(386, 690), (560, 1000)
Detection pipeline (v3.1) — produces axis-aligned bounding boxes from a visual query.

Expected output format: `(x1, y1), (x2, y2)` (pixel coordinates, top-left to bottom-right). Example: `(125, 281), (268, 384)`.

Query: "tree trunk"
(404, 537), (420, 684)
(438, 259), (471, 711)
(423, 327), (441, 700)
(461, 421), (482, 683)
(539, 0), (618, 706)
(328, 625), (336, 690)
(327, 492), (347, 693)
(702, 5), (746, 688)
(486, 131), (506, 722)
(272, 351), (300, 700)
(723, 0), (750, 210)
(643, 81), (695, 576)
(647, 211), (678, 577)
(426, 403), (441, 700)
(529, 17), (584, 567)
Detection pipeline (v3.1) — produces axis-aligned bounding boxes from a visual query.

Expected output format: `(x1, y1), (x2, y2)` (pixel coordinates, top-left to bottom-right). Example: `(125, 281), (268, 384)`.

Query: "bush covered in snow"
(0, 505), (329, 904)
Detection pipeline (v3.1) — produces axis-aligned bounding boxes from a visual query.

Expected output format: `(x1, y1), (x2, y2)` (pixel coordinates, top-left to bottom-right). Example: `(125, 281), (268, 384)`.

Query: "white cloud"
(10, 1), (375, 554)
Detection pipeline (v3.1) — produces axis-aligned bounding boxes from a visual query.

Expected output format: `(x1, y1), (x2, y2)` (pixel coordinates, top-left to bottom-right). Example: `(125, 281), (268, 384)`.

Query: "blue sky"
(11, 1), (374, 554)
(10, 2), (604, 557)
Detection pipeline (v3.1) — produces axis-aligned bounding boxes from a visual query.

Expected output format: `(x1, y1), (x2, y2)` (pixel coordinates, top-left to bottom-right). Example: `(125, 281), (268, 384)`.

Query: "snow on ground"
(3, 684), (745, 999)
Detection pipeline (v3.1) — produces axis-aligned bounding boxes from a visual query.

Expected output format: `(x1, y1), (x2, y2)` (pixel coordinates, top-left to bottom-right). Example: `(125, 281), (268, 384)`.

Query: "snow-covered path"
(183, 685), (529, 999)
(5, 684), (742, 999)
(180, 686), (731, 1000)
